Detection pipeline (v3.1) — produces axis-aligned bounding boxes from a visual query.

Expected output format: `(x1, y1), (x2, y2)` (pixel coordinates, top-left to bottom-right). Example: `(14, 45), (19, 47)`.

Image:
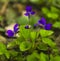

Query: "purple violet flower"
(38, 17), (52, 30)
(34, 24), (37, 28)
(38, 17), (46, 25)
(6, 23), (19, 37)
(24, 6), (35, 16)
(6, 30), (14, 37)
(44, 23), (52, 30)
(26, 6), (32, 12)
(14, 24), (19, 33)
(25, 25), (31, 29)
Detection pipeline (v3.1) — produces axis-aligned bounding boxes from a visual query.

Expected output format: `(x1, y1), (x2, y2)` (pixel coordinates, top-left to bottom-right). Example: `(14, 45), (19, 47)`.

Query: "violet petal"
(26, 6), (32, 12)
(45, 23), (52, 30)
(14, 24), (19, 33)
(38, 17), (46, 25)
(25, 25), (29, 29)
(34, 24), (37, 28)
(31, 11), (35, 15)
(24, 12), (30, 16)
(6, 30), (14, 37)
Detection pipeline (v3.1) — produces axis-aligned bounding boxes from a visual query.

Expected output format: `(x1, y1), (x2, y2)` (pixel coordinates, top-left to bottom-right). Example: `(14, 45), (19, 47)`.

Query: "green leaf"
(51, 6), (59, 13)
(40, 29), (54, 37)
(50, 54), (54, 61)
(16, 16), (28, 25)
(20, 41), (32, 51)
(42, 7), (59, 19)
(42, 38), (56, 48)
(19, 25), (31, 39)
(4, 51), (10, 59)
(30, 31), (36, 41)
(50, 55), (60, 61)
(32, 51), (40, 59)
(54, 56), (60, 61)
(30, 16), (39, 26)
(42, 7), (49, 14)
(9, 50), (18, 57)
(0, 42), (6, 55)
(39, 52), (49, 61)
(27, 55), (37, 61)
(52, 47), (58, 54)
(53, 22), (60, 28)
(14, 56), (24, 61)
(7, 40), (17, 49)
(37, 42), (48, 51)
(0, 42), (10, 59)
(47, 13), (58, 19)
(27, 51), (39, 61)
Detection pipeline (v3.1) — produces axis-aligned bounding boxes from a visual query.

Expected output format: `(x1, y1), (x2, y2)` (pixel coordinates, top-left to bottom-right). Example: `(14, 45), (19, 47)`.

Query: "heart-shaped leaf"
(40, 29), (54, 37)
(42, 38), (56, 48)
(20, 41), (32, 51)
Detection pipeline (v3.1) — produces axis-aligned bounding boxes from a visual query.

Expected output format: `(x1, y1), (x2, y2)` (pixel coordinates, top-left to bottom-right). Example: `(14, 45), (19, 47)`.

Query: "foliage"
(0, 0), (60, 61)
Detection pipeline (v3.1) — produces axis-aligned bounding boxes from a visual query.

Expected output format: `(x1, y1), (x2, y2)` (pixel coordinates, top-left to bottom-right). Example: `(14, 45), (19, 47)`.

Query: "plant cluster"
(0, 6), (59, 61)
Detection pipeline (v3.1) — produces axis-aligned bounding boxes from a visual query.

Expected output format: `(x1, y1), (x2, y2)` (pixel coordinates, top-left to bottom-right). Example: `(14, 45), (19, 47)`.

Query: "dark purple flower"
(24, 12), (30, 16)
(31, 11), (35, 15)
(34, 24), (37, 28)
(38, 17), (46, 25)
(24, 6), (35, 16)
(44, 23), (52, 30)
(25, 25), (30, 29)
(14, 24), (19, 33)
(6, 23), (19, 37)
(6, 30), (14, 37)
(26, 6), (32, 12)
(38, 17), (52, 30)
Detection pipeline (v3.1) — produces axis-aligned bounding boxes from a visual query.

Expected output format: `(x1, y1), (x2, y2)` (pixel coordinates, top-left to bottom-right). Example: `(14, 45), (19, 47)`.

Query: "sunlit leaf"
(50, 54), (54, 61)
(30, 31), (37, 41)
(51, 6), (59, 13)
(0, 42), (10, 59)
(53, 22), (60, 28)
(47, 13), (58, 19)
(54, 55), (60, 61)
(42, 7), (49, 14)
(39, 29), (54, 37)
(42, 38), (56, 48)
(4, 51), (10, 59)
(39, 52), (49, 61)
(50, 54), (60, 61)
(19, 25), (31, 39)
(7, 40), (17, 49)
(0, 42), (6, 55)
(27, 51), (39, 61)
(20, 41), (32, 51)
